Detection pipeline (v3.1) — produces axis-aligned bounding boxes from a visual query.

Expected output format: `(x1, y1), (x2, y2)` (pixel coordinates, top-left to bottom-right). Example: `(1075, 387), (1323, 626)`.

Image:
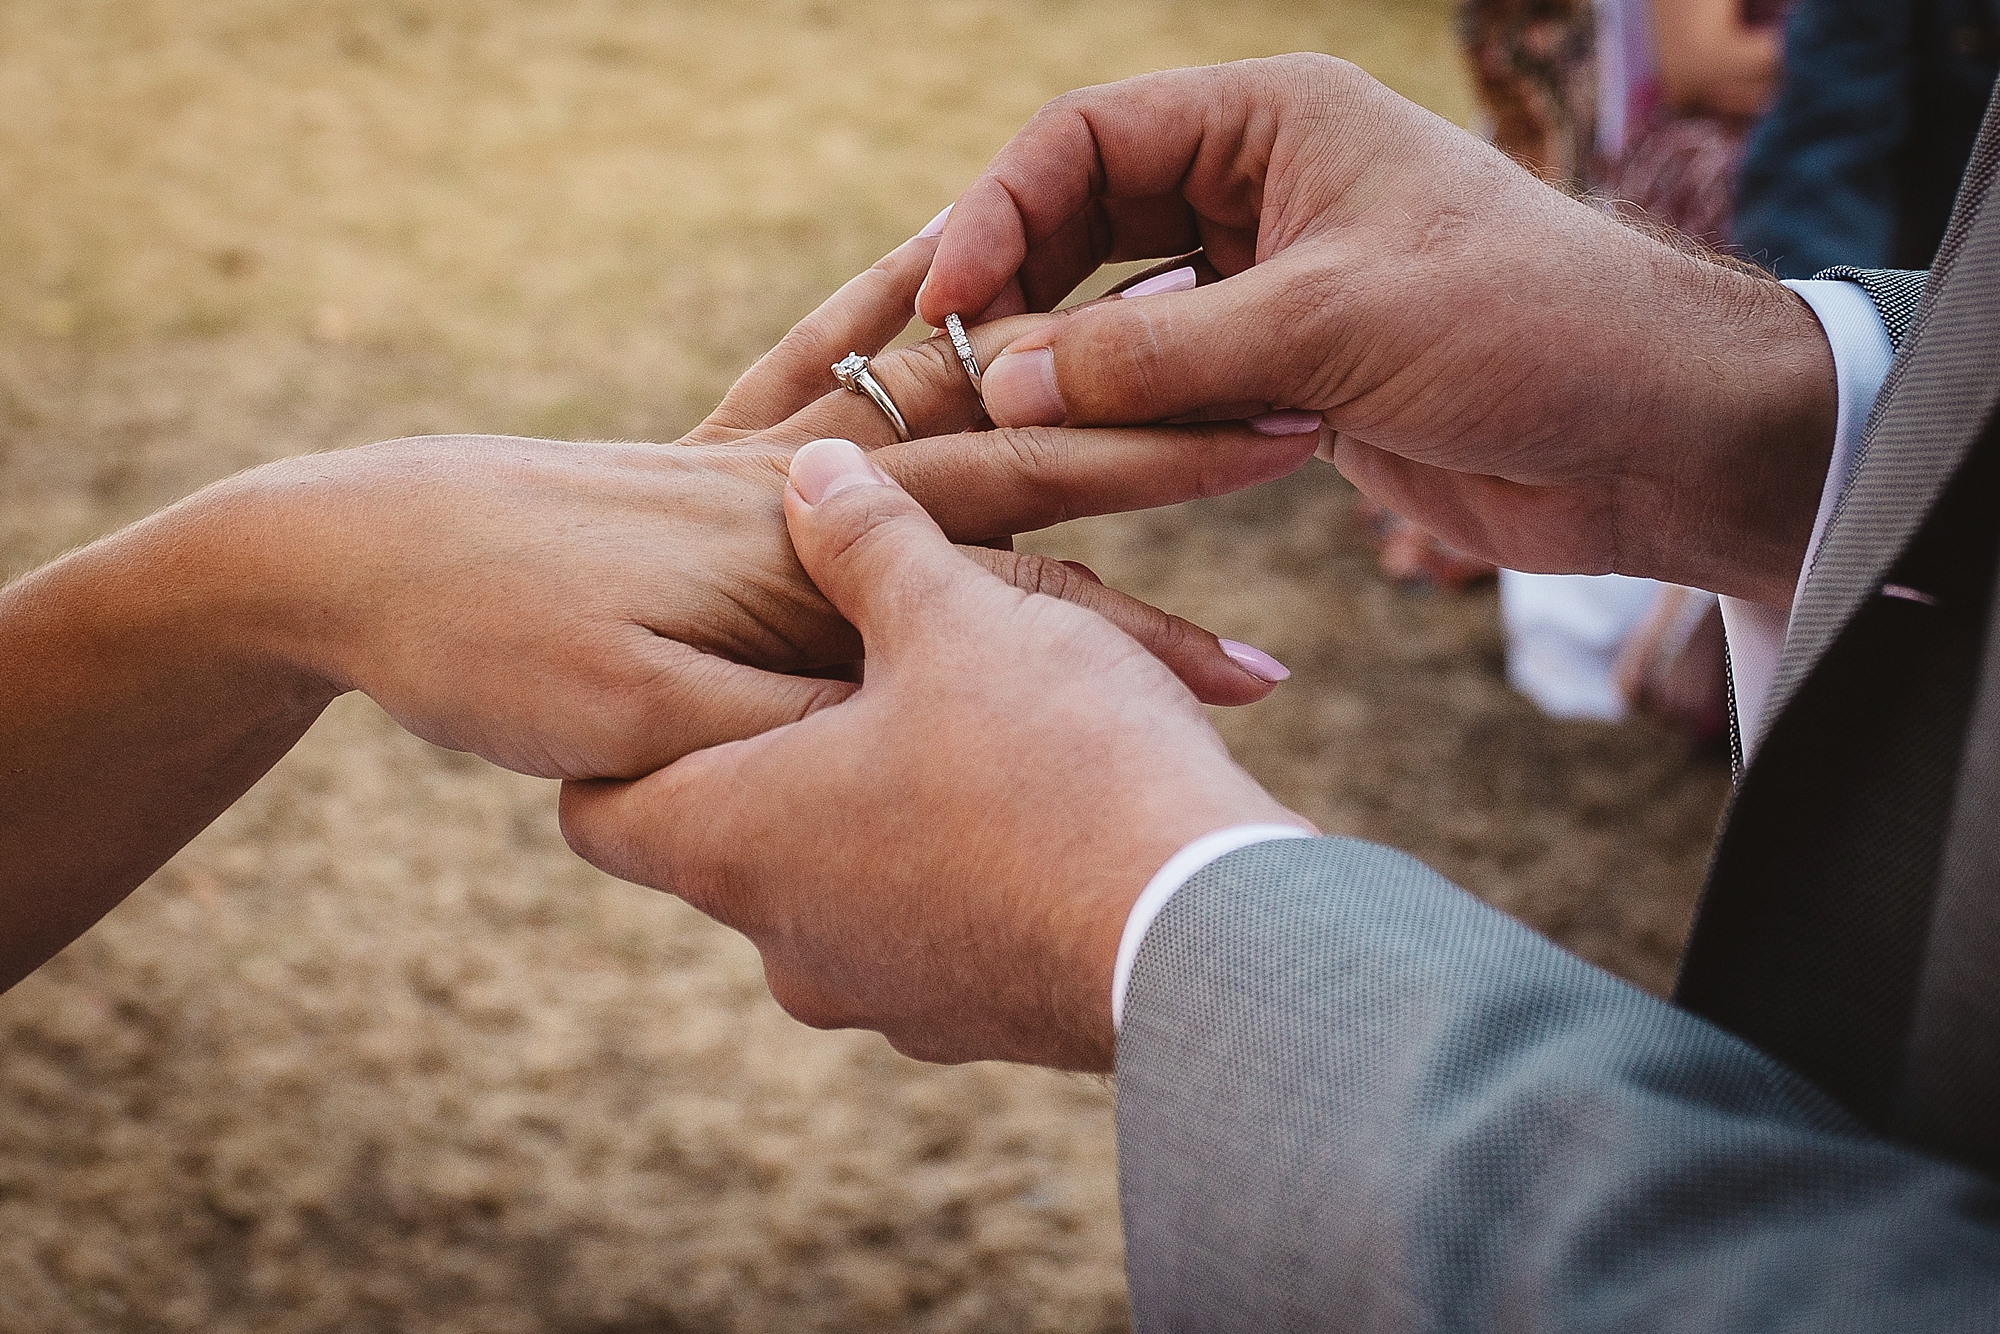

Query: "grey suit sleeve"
(1115, 837), (2000, 1332)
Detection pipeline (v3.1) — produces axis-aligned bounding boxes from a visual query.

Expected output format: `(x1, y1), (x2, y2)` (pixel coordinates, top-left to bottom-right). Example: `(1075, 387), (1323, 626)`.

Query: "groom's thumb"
(978, 264), (1295, 428)
(784, 438), (984, 655)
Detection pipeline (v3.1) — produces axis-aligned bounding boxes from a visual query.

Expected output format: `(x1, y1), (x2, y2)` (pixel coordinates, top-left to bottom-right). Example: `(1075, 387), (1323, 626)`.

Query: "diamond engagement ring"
(831, 352), (912, 442)
(943, 312), (982, 393)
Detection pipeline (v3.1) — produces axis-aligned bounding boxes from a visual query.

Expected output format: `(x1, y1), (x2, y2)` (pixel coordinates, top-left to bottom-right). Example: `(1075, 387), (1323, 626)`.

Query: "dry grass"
(0, 3), (1727, 1331)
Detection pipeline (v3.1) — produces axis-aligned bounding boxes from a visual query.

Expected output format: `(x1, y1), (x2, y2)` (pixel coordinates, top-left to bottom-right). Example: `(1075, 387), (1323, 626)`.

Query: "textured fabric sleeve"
(1720, 277), (1896, 759)
(1812, 266), (1929, 348)
(1115, 836), (2000, 1332)
(1111, 824), (1314, 1031)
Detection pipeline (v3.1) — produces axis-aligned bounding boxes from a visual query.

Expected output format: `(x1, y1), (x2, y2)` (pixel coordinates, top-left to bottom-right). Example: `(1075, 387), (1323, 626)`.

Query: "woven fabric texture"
(1674, 83), (2000, 1141)
(1763, 87), (2000, 730)
(1815, 265), (1928, 345)
(1116, 838), (2000, 1332)
(1115, 83), (2000, 1331)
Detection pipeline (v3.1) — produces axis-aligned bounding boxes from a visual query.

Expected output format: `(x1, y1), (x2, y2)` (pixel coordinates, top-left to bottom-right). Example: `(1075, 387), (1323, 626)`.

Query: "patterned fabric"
(1818, 265), (1931, 346)
(1751, 86), (1999, 738)
(1117, 839), (2000, 1330)
(1677, 84), (2000, 1158)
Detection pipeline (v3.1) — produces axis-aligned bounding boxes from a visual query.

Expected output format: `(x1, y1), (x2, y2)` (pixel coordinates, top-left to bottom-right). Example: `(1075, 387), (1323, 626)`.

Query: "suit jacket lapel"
(1900, 556), (2000, 1175)
(1674, 89), (2000, 1132)
(1763, 91), (2000, 728)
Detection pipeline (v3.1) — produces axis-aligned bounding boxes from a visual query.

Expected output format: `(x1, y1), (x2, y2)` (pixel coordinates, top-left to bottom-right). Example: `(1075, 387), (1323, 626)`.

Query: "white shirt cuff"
(1719, 278), (1894, 758)
(1110, 824), (1314, 1031)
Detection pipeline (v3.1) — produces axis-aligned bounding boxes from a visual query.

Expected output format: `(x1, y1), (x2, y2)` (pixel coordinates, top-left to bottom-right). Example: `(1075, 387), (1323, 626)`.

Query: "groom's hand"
(917, 55), (1838, 606)
(682, 223), (1323, 547)
(561, 439), (1308, 1071)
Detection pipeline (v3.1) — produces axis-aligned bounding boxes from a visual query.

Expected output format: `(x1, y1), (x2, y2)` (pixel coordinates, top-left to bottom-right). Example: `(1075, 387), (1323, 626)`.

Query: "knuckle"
(1042, 86), (1094, 119)
(877, 335), (960, 394)
(813, 500), (934, 590)
(1146, 608), (1201, 662)
(966, 545), (1025, 583)
(1067, 305), (1178, 411)
(1271, 50), (1349, 81)
(863, 249), (906, 284)
(870, 338), (973, 433)
(1010, 552), (1078, 602)
(991, 427), (1074, 522)
(997, 424), (1069, 483)
(772, 317), (838, 375)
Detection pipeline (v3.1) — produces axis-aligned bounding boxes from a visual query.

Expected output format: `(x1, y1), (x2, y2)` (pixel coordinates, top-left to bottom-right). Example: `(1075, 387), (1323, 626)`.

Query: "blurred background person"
(1596, 0), (1787, 246)
(1734, 0), (2000, 278)
(1457, 0), (1785, 236)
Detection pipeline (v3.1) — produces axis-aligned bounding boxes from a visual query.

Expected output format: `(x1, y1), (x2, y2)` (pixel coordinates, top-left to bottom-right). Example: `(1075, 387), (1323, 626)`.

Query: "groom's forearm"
(0, 486), (338, 990)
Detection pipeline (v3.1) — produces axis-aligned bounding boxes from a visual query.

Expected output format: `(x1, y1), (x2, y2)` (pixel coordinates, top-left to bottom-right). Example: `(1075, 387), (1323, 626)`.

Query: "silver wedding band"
(943, 312), (982, 393)
(832, 352), (911, 442)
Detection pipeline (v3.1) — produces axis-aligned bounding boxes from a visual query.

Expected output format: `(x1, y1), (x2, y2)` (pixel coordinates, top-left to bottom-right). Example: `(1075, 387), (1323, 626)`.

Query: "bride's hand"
(0, 227), (1316, 986)
(233, 228), (1315, 781)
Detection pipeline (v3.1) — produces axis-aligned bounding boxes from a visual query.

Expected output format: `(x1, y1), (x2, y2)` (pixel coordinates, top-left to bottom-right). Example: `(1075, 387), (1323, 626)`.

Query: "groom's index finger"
(916, 68), (1224, 328)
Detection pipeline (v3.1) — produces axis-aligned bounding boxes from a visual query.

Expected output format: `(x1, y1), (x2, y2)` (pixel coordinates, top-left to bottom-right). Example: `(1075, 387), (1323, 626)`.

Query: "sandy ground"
(0, 2), (1730, 1330)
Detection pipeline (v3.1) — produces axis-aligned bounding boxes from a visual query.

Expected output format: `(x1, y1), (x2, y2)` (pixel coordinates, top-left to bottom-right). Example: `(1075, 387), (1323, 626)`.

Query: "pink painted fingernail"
(1119, 266), (1197, 299)
(790, 437), (894, 505)
(981, 347), (1066, 427)
(917, 204), (952, 238)
(1219, 639), (1290, 684)
(1248, 410), (1324, 436)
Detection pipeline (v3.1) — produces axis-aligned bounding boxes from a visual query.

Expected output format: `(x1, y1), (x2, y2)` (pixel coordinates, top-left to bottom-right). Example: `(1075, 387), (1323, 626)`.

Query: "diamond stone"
(832, 352), (868, 388)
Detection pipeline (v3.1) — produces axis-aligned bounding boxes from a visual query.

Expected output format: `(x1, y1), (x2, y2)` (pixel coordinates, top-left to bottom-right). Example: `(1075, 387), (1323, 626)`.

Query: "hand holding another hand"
(0, 226), (1312, 987)
(920, 54), (1839, 605)
(562, 439), (1310, 1071)
(204, 227), (1315, 784)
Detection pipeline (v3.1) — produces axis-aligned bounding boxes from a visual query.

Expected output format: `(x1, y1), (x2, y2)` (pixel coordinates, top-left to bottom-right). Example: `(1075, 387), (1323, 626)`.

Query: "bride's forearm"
(0, 485), (339, 990)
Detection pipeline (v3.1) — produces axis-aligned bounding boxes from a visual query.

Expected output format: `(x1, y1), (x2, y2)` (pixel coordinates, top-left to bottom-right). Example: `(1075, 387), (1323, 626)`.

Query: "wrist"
(1625, 260), (1837, 605)
(1046, 776), (1309, 1072)
(164, 466), (357, 711)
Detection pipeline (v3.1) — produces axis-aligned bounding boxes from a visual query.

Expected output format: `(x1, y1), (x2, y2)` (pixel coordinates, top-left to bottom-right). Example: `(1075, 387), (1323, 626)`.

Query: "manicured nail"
(789, 437), (894, 506)
(981, 347), (1065, 427)
(1248, 410), (1324, 437)
(1219, 639), (1290, 684)
(1119, 266), (1197, 299)
(917, 204), (952, 238)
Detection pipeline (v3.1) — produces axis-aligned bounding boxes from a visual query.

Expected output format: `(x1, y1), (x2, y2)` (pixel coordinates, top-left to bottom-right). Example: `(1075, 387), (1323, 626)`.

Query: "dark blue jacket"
(1734, 0), (1999, 276)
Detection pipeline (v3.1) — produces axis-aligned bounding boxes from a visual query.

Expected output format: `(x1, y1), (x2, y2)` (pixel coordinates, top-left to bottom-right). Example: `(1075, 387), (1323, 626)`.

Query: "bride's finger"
(756, 259), (1232, 450)
(882, 417), (1322, 542)
(962, 547), (1278, 706)
(758, 549), (1275, 706)
(1097, 250), (1221, 299)
(692, 229), (942, 440)
(760, 309), (1061, 449)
